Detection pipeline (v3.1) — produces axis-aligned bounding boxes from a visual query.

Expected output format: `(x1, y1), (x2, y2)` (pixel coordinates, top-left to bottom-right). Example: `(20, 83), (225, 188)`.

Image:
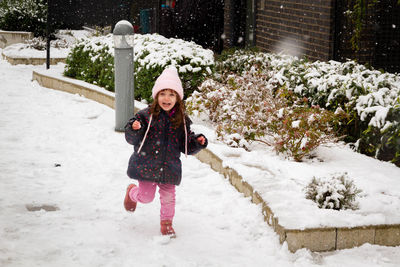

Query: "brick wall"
(255, 0), (335, 61)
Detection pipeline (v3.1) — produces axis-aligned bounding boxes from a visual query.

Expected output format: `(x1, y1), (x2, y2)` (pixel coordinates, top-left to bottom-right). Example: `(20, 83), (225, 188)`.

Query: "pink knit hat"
(152, 66), (184, 100)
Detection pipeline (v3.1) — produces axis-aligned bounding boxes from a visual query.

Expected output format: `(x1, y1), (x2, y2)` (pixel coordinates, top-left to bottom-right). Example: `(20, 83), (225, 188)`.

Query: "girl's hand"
(132, 120), (141, 130)
(197, 136), (206, 145)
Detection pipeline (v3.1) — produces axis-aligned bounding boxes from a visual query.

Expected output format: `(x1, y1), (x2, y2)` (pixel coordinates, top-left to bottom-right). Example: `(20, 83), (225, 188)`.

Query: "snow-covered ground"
(1, 30), (91, 58)
(26, 41), (400, 230)
(204, 137), (400, 229)
(1, 50), (400, 266)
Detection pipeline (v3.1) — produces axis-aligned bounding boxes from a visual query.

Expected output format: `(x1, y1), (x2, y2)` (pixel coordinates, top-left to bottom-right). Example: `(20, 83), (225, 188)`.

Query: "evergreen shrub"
(64, 41), (114, 91)
(305, 173), (362, 210)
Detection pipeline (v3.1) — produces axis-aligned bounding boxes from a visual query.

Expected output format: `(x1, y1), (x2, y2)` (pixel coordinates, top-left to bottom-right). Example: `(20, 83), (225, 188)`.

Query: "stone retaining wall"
(32, 71), (115, 110)
(3, 54), (66, 66)
(32, 70), (400, 253)
(0, 30), (33, 48)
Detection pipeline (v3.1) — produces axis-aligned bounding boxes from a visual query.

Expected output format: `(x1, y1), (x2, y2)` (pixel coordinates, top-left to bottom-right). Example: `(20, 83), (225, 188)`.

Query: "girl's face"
(157, 89), (177, 112)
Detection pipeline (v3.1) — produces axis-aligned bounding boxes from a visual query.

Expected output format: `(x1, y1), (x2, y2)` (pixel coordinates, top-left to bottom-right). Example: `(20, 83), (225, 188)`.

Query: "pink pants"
(129, 180), (176, 221)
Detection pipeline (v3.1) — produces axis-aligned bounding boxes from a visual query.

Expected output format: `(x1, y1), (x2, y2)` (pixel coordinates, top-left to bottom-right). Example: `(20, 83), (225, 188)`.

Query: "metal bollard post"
(113, 20), (134, 132)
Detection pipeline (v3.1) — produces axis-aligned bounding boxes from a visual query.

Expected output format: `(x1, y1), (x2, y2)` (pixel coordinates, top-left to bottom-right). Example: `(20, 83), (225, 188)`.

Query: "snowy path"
(1, 59), (400, 267)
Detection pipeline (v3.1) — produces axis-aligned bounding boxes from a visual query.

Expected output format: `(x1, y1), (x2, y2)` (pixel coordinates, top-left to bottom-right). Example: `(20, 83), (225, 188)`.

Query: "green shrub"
(64, 33), (214, 102)
(64, 42), (114, 91)
(380, 123), (400, 166)
(133, 34), (214, 101)
(357, 104), (400, 166)
(0, 0), (48, 37)
(305, 173), (362, 210)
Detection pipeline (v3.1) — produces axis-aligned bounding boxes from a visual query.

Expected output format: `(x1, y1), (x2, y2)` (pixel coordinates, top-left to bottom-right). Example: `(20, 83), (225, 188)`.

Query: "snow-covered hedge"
(196, 49), (400, 166)
(64, 35), (115, 91)
(0, 0), (47, 37)
(64, 33), (214, 101)
(218, 51), (400, 131)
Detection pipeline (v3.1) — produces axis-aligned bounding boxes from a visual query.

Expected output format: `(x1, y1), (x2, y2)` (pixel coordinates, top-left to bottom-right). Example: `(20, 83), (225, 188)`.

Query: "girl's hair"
(150, 89), (186, 129)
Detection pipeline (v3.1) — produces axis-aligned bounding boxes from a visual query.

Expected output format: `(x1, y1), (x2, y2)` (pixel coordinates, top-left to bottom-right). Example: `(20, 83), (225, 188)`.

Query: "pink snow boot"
(124, 184), (137, 212)
(160, 220), (176, 238)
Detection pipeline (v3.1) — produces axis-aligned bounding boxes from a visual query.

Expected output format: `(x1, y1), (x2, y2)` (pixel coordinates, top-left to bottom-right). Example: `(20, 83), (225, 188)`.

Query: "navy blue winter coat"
(125, 107), (207, 185)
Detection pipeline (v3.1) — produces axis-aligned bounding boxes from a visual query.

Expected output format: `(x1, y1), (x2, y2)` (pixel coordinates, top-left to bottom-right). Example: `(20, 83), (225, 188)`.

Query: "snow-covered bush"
(211, 49), (400, 166)
(284, 60), (400, 166)
(305, 173), (362, 210)
(358, 104), (400, 166)
(64, 33), (214, 101)
(187, 70), (342, 161)
(187, 70), (277, 149)
(0, 0), (47, 37)
(215, 47), (273, 74)
(23, 36), (69, 51)
(268, 91), (346, 161)
(133, 34), (214, 101)
(64, 37), (114, 91)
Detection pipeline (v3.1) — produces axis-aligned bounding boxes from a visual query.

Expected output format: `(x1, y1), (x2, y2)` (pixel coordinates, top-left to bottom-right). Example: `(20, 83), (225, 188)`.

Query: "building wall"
(50, 0), (132, 30)
(255, 0), (335, 61)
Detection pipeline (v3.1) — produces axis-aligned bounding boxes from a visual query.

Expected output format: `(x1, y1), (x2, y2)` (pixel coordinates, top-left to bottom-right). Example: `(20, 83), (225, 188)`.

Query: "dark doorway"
(231, 0), (246, 48)
(173, 0), (224, 52)
(50, 0), (131, 30)
(333, 0), (400, 73)
(374, 1), (400, 73)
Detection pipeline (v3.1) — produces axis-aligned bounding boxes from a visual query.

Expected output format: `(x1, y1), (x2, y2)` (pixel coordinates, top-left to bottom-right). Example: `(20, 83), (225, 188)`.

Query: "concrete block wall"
(286, 228), (337, 251)
(32, 70), (400, 253)
(3, 54), (66, 66)
(336, 227), (375, 250)
(0, 31), (33, 49)
(32, 71), (115, 110)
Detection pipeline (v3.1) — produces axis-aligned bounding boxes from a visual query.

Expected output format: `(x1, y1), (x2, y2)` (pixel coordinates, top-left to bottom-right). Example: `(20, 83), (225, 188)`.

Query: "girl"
(123, 66), (207, 237)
